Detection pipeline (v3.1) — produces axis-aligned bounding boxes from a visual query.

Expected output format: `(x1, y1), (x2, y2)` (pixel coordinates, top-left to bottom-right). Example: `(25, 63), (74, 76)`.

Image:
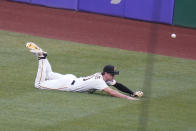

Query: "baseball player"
(26, 42), (143, 100)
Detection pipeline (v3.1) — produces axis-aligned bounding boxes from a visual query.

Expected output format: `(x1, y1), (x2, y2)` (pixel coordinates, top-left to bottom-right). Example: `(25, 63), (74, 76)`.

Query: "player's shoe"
(26, 42), (47, 59)
(26, 42), (43, 51)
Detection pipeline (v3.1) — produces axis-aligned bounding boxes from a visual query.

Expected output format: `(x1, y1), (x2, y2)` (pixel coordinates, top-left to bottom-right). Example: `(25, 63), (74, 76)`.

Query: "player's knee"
(34, 82), (40, 89)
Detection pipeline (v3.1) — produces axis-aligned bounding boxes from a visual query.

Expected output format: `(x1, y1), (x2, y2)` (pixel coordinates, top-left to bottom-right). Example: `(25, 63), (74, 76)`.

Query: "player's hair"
(101, 72), (105, 75)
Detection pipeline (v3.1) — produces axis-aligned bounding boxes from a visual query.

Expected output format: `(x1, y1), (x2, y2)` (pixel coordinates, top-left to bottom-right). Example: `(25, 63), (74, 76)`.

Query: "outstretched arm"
(113, 82), (135, 96)
(113, 83), (143, 97)
(103, 87), (138, 100)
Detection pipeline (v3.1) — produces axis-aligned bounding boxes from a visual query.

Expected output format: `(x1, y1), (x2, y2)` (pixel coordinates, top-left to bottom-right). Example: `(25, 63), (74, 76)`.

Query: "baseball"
(135, 91), (143, 97)
(171, 33), (176, 38)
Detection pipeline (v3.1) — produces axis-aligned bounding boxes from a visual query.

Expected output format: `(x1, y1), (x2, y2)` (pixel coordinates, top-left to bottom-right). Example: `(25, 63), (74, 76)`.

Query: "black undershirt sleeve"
(113, 82), (134, 95)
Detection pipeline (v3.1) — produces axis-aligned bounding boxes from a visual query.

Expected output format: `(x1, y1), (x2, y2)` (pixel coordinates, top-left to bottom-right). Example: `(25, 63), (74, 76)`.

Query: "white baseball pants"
(34, 59), (77, 91)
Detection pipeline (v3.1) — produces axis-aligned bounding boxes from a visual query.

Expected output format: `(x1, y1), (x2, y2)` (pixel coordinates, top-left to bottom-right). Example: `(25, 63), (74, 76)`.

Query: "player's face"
(105, 73), (114, 81)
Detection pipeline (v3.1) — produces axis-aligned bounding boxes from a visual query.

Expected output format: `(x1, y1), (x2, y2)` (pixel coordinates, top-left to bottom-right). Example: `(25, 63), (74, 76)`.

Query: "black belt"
(71, 80), (75, 85)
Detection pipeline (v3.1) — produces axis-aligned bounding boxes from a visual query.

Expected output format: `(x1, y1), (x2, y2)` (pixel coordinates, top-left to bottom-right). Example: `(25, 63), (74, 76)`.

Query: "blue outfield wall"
(78, 0), (174, 24)
(11, 0), (78, 10)
(11, 0), (31, 3)
(10, 0), (175, 24)
(31, 0), (78, 10)
(124, 0), (175, 24)
(78, 0), (126, 17)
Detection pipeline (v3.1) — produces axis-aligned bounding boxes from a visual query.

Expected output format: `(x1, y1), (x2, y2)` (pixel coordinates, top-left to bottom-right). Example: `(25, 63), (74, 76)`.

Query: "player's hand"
(134, 91), (143, 97)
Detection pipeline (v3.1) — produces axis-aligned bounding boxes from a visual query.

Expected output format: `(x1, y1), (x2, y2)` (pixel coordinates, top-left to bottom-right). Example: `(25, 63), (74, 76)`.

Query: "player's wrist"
(127, 96), (139, 100)
(132, 92), (138, 97)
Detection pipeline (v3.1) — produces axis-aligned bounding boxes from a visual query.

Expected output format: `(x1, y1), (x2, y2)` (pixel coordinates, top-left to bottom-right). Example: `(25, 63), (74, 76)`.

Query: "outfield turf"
(0, 30), (196, 131)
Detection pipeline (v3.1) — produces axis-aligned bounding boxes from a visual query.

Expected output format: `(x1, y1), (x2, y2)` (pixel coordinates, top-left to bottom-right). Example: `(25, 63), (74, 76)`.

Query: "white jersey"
(38, 71), (116, 92)
(64, 73), (116, 92)
(35, 59), (116, 92)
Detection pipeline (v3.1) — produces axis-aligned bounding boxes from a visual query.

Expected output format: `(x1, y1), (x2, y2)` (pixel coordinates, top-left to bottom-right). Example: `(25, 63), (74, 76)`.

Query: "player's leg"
(25, 42), (59, 87)
(35, 58), (66, 88)
(26, 42), (67, 80)
(34, 59), (47, 88)
(34, 59), (70, 90)
(45, 59), (65, 80)
(33, 59), (67, 90)
(36, 60), (77, 90)
(25, 42), (76, 90)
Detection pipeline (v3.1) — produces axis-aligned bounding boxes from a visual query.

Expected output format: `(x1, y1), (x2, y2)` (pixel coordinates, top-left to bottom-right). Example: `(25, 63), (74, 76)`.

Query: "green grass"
(0, 30), (196, 131)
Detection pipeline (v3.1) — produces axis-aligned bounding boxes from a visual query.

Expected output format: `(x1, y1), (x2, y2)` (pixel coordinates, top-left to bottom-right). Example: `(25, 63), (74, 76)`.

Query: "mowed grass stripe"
(0, 30), (196, 131)
(0, 91), (138, 130)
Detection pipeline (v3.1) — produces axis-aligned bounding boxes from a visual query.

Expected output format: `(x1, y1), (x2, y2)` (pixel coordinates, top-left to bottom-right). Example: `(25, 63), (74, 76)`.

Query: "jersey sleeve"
(106, 79), (117, 86)
(94, 79), (108, 91)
